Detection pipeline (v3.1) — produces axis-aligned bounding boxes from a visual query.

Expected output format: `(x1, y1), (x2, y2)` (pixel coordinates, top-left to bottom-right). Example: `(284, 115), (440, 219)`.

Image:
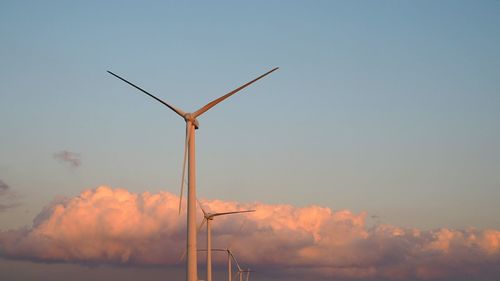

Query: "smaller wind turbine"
(219, 251), (252, 281)
(233, 259), (244, 281)
(226, 249), (247, 281)
(198, 248), (237, 281)
(235, 268), (253, 281)
(198, 202), (255, 281)
(242, 269), (253, 281)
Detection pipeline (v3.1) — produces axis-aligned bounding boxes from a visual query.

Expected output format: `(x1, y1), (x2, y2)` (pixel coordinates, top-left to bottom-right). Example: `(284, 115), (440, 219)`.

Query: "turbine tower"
(198, 202), (255, 281)
(107, 67), (278, 281)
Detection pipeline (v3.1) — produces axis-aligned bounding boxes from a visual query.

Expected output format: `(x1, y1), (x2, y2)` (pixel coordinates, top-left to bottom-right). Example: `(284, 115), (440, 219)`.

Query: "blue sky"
(1, 0), (499, 233)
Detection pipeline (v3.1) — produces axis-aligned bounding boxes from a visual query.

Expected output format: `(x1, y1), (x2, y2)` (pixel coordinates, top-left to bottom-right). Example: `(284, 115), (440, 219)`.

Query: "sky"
(0, 1), (499, 281)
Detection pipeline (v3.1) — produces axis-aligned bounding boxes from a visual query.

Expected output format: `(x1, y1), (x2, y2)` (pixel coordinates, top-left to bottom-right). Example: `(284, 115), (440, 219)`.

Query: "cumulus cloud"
(0, 186), (499, 281)
(53, 150), (81, 168)
(0, 179), (19, 212)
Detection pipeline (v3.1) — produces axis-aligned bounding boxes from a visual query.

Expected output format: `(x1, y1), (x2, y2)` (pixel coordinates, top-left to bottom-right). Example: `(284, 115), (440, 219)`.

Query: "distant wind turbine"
(211, 248), (248, 281)
(198, 248), (238, 281)
(198, 202), (255, 281)
(107, 67), (278, 281)
(243, 269), (253, 281)
(232, 255), (250, 281)
(211, 248), (253, 281)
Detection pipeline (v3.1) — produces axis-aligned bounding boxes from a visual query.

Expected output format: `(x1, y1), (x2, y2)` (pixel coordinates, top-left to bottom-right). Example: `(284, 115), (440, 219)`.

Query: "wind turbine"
(243, 269), (253, 281)
(232, 256), (246, 281)
(197, 202), (255, 281)
(198, 248), (238, 281)
(223, 248), (246, 281)
(107, 67), (278, 281)
(214, 249), (253, 281)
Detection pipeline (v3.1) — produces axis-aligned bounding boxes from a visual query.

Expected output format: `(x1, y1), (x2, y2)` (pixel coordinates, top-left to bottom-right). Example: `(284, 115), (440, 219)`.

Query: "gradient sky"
(1, 1), (500, 281)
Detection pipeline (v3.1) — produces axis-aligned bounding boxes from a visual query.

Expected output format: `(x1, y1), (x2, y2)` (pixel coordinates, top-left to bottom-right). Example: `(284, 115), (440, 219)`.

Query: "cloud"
(0, 186), (499, 281)
(0, 180), (19, 212)
(53, 150), (81, 168)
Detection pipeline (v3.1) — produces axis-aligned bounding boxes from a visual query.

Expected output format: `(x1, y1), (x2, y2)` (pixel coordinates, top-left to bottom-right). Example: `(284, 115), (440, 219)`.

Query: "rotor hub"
(184, 113), (199, 129)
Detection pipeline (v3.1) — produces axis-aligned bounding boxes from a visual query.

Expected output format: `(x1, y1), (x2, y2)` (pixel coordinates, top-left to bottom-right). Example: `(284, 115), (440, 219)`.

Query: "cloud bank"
(1, 186), (499, 280)
(53, 150), (81, 168)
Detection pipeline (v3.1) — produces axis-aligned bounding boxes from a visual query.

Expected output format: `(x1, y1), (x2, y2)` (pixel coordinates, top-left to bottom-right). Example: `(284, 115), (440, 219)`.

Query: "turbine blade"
(107, 71), (186, 118)
(197, 248), (226, 252)
(211, 210), (256, 217)
(192, 67), (279, 118)
(178, 124), (191, 215)
(197, 198), (208, 217)
(229, 251), (242, 271)
(179, 249), (187, 262)
(197, 218), (207, 233)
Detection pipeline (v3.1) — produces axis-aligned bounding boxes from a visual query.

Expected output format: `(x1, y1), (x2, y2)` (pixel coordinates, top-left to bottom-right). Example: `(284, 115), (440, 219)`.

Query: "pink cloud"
(1, 186), (499, 280)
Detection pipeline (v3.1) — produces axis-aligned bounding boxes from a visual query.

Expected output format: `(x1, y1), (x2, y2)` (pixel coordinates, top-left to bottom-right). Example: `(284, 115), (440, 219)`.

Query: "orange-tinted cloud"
(1, 186), (499, 280)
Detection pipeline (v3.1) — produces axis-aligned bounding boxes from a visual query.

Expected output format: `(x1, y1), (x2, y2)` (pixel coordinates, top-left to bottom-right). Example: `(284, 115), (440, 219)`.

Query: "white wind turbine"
(197, 202), (255, 281)
(107, 67), (278, 281)
(218, 248), (247, 281)
(198, 248), (238, 281)
(231, 255), (251, 281)
(242, 269), (253, 281)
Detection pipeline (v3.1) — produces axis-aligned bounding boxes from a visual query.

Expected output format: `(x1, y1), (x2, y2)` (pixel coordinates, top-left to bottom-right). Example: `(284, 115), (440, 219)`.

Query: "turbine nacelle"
(199, 206), (256, 223)
(183, 113), (200, 129)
